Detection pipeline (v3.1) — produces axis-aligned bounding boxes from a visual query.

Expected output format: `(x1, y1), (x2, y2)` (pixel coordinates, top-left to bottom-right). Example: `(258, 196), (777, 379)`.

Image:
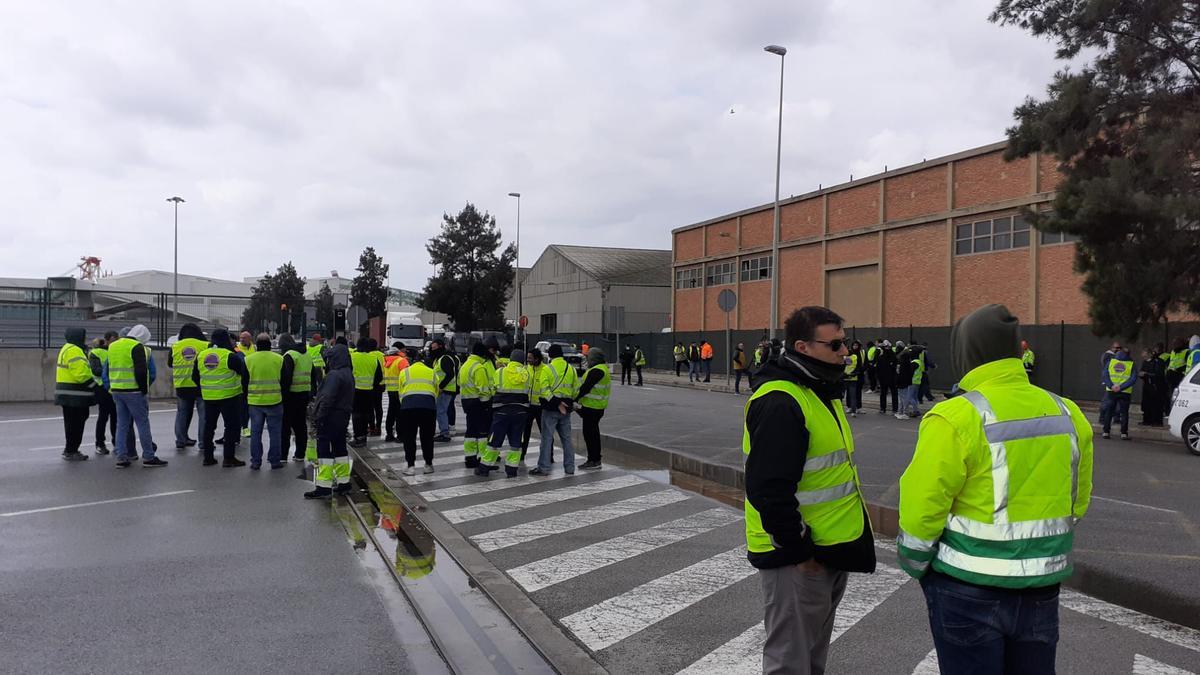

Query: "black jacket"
(313, 344), (354, 422)
(876, 348), (897, 383)
(434, 351), (457, 391)
(576, 366), (605, 400)
(744, 354), (876, 573)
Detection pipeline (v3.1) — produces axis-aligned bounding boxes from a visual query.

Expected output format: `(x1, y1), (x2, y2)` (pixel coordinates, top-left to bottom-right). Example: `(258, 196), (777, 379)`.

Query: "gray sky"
(0, 0), (1061, 291)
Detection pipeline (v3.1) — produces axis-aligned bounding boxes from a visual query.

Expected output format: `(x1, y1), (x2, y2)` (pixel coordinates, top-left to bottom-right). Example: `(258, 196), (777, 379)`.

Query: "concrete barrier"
(0, 349), (175, 402)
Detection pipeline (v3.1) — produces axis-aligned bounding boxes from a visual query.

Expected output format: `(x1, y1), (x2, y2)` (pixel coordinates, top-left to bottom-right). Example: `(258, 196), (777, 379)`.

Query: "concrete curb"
(587, 429), (1200, 632)
(350, 447), (608, 675)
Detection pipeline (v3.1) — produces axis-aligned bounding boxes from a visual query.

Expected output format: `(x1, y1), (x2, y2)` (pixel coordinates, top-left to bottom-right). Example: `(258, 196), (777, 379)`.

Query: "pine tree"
(420, 203), (516, 332)
(350, 247), (390, 318)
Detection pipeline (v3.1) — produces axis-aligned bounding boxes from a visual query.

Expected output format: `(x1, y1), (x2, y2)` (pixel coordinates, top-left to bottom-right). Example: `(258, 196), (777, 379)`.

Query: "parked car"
(1168, 362), (1200, 455)
(532, 339), (584, 372)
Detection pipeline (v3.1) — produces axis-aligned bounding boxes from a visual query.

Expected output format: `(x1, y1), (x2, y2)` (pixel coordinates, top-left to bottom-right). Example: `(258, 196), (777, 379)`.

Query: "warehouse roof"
(549, 245), (672, 286)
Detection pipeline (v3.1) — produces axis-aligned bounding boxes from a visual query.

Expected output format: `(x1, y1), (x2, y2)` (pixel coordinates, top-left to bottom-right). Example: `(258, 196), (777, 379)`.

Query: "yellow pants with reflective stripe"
(316, 459), (335, 488)
(480, 445), (500, 465)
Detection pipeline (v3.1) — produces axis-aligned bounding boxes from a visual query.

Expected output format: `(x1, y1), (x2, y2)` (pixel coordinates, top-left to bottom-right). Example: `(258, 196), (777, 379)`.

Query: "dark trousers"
(316, 410), (350, 460)
(241, 394), (249, 430)
(446, 392), (457, 427)
(621, 365), (632, 385)
(879, 381), (898, 413)
(202, 397), (241, 461)
(920, 376), (934, 402)
(399, 407), (435, 466)
(520, 410), (543, 460)
(282, 392), (309, 459)
(636, 366), (643, 386)
(920, 572), (1058, 675)
(675, 360), (683, 376)
(94, 388), (115, 445)
(578, 407), (604, 463)
(385, 392), (402, 438)
(1141, 380), (1164, 425)
(845, 379), (862, 411)
(352, 390), (373, 440)
(373, 390), (384, 430)
(62, 405), (90, 454)
(462, 398), (492, 438)
(734, 369), (745, 393)
(1100, 391), (1131, 435)
(867, 366), (877, 391)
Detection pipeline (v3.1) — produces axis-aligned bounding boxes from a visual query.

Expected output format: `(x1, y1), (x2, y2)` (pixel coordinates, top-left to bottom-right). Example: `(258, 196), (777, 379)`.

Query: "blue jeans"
(901, 384), (921, 415)
(920, 572), (1059, 674)
(734, 369), (744, 393)
(436, 392), (453, 435)
(538, 409), (576, 473)
(248, 404), (283, 466)
(845, 379), (862, 411)
(113, 391), (155, 461)
(174, 394), (206, 447)
(688, 361), (699, 382)
(702, 360), (711, 380)
(1099, 391), (1131, 435)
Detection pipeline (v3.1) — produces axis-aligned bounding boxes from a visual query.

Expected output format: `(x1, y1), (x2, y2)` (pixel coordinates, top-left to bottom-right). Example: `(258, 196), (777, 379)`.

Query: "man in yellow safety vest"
(170, 323), (208, 450)
(245, 333), (288, 469)
(193, 328), (248, 467)
(55, 327), (96, 461)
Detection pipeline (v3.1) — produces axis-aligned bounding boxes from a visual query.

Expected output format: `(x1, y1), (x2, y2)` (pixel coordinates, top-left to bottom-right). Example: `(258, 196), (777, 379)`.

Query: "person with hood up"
(1100, 346), (1136, 440)
(743, 306), (875, 674)
(897, 304), (1093, 673)
(575, 347), (610, 470)
(279, 334), (315, 461)
(619, 345), (634, 386)
(1187, 334), (1200, 373)
(169, 323), (208, 450)
(193, 328), (248, 467)
(89, 331), (120, 455)
(305, 343), (355, 499)
(480, 348), (532, 478)
(106, 324), (166, 467)
(876, 339), (899, 415)
(458, 339), (498, 468)
(55, 327), (96, 461)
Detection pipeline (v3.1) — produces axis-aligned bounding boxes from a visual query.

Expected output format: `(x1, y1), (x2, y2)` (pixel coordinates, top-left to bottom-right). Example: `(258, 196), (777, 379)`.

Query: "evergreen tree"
(992, 0), (1200, 339)
(314, 281), (336, 336)
(350, 247), (390, 318)
(240, 262), (306, 333)
(420, 202), (516, 332)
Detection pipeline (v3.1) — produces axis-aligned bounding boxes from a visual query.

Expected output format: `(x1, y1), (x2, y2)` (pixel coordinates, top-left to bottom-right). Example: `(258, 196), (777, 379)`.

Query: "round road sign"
(717, 289), (737, 313)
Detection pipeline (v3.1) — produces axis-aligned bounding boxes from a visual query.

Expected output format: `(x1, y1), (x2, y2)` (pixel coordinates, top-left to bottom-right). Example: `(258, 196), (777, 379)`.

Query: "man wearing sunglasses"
(743, 306), (876, 675)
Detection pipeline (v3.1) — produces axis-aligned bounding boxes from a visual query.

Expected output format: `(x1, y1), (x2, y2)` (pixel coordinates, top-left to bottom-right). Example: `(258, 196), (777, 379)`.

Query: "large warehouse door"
(826, 264), (880, 327)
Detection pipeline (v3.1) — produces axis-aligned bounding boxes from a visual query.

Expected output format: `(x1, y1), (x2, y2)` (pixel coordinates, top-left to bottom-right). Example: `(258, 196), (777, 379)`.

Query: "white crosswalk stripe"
(394, 466), (478, 485)
(440, 474), (648, 524)
(911, 649), (940, 675)
(675, 563), (911, 674)
(560, 546), (755, 651)
(475, 489), (691, 553)
(506, 507), (740, 589)
(422, 467), (612, 502)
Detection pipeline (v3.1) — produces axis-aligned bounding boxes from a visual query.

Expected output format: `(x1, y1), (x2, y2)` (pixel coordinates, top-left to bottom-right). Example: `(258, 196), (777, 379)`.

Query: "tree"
(240, 262), (306, 334)
(350, 247), (389, 318)
(991, 0), (1200, 340)
(314, 281), (336, 336)
(420, 202), (516, 331)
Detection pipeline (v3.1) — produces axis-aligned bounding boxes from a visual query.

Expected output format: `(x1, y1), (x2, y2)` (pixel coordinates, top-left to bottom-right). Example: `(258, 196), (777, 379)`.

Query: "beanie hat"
(951, 304), (1022, 378)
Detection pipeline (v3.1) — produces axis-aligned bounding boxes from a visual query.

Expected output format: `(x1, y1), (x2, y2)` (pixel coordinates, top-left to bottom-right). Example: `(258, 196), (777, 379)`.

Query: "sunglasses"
(811, 339), (846, 351)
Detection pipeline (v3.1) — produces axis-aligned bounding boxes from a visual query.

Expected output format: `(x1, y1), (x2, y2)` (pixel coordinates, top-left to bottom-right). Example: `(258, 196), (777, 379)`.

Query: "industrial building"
(671, 141), (1084, 331)
(521, 245), (672, 335)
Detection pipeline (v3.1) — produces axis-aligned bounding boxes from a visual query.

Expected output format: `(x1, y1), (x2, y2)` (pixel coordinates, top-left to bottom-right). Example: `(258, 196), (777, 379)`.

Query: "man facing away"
(744, 306), (875, 674)
(897, 304), (1093, 674)
(106, 324), (166, 468)
(170, 323), (208, 450)
(244, 333), (289, 469)
(305, 343), (356, 499)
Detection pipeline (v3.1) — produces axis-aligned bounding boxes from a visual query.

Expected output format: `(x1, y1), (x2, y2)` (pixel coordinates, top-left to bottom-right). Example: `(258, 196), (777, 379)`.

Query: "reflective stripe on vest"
(172, 338), (207, 389)
(437, 355), (457, 393)
(54, 344), (93, 398)
(307, 344), (325, 369)
(493, 363), (531, 406)
(400, 363), (437, 402)
(198, 348), (242, 401)
(245, 351), (284, 405)
(107, 338), (141, 391)
(580, 364), (610, 410)
(351, 351), (377, 390)
(288, 350), (313, 393)
(1170, 350), (1186, 371)
(899, 389), (1081, 585)
(548, 359), (578, 399)
(844, 353), (859, 377)
(460, 356), (493, 401)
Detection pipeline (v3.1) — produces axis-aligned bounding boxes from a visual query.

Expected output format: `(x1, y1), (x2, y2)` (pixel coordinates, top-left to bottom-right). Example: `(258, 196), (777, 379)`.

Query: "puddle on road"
(601, 449), (745, 509)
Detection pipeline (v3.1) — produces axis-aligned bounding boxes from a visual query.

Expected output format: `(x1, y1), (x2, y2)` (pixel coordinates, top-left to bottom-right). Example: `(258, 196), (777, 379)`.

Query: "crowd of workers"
(52, 325), (612, 499)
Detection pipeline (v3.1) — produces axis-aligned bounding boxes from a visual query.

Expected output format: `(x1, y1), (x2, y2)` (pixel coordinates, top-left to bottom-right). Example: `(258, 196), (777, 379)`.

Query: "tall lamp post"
(508, 192), (522, 343)
(764, 44), (786, 339)
(166, 196), (186, 322)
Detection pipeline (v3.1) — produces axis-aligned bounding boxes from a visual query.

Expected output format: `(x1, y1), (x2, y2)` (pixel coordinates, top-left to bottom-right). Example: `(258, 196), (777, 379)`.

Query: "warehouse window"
(740, 255), (772, 282)
(955, 215), (1031, 255)
(705, 261), (735, 286)
(1040, 230), (1080, 245)
(675, 267), (702, 289)
(541, 313), (557, 334)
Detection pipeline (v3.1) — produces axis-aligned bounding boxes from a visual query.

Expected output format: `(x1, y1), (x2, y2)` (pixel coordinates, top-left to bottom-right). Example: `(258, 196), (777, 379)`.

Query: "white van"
(1167, 362), (1200, 455)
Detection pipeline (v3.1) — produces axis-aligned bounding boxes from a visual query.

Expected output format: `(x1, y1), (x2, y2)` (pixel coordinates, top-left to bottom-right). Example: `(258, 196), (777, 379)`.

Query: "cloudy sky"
(0, 1), (1063, 291)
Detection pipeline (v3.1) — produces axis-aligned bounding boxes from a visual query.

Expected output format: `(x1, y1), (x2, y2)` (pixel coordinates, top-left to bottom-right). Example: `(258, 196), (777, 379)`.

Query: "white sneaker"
(894, 413), (907, 420)
(423, 464), (435, 474)
(850, 411), (857, 418)
(401, 465), (416, 476)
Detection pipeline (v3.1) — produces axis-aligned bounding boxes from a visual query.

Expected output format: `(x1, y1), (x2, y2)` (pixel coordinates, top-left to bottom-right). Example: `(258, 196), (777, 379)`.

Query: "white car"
(1167, 362), (1200, 455)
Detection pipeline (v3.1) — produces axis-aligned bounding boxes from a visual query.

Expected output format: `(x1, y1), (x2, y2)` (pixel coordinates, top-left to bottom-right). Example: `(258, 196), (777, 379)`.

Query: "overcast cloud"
(0, 0), (1061, 291)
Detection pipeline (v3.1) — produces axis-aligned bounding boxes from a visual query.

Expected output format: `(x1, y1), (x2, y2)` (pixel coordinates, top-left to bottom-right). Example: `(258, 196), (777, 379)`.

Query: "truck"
(386, 312), (427, 349)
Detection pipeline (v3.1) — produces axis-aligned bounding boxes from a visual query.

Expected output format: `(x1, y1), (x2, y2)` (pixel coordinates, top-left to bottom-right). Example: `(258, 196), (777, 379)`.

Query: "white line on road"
(441, 474), (648, 524)
(423, 467), (611, 502)
(1093, 496), (1179, 514)
(473, 489), (689, 553)
(1132, 653), (1195, 674)
(910, 649), (940, 675)
(560, 546), (754, 651)
(0, 490), (196, 517)
(676, 563), (912, 674)
(0, 409), (173, 425)
(507, 506), (738, 590)
(1062, 589), (1200, 654)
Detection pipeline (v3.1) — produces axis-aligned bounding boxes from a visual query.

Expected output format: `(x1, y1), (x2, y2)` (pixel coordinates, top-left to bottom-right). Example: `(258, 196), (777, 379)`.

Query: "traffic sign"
(717, 289), (737, 313)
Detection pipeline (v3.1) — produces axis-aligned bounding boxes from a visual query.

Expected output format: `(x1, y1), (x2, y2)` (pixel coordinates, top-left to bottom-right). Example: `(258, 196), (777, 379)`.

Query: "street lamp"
(166, 196), (186, 323)
(764, 44), (786, 339)
(508, 192), (522, 343)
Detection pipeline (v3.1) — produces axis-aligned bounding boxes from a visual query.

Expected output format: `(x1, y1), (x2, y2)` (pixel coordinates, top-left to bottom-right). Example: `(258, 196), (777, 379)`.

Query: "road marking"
(911, 649), (939, 674)
(1092, 496), (1179, 514)
(1133, 654), (1195, 674)
(0, 490), (196, 517)
(376, 447), (464, 461)
(1062, 589), (1200, 654)
(423, 468), (611, 502)
(0, 409), (173, 425)
(474, 489), (689, 554)
(398, 467), (478, 486)
(561, 546), (754, 651)
(441, 474), (648, 524)
(507, 506), (739, 590)
(675, 563), (911, 673)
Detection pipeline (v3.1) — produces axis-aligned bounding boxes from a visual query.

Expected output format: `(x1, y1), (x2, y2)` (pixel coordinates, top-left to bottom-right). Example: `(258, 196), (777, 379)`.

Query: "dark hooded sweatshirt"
(313, 344), (354, 423)
(744, 350), (877, 573)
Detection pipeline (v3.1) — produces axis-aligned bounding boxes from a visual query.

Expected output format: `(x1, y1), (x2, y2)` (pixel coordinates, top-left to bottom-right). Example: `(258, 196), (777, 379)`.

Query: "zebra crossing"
(371, 442), (1200, 674)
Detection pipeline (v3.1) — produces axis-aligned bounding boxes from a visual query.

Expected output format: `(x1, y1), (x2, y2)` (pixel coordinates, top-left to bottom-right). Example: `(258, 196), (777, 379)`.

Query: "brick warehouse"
(671, 140), (1087, 333)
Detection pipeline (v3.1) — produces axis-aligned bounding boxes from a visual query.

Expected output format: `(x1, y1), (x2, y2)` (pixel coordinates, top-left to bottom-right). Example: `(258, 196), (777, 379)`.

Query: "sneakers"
(850, 411), (858, 418)
(304, 487), (333, 500)
(184, 438), (197, 447)
(223, 458), (247, 468)
(202, 456), (218, 466)
(423, 464), (435, 474)
(878, 410), (887, 415)
(250, 463), (261, 470)
(95, 443), (110, 456)
(1121, 433), (1129, 441)
(270, 463), (285, 469)
(433, 434), (452, 443)
(474, 465), (496, 477)
(348, 439), (367, 448)
(401, 465), (417, 476)
(564, 466), (575, 475)
(62, 451), (89, 462)
(579, 461), (602, 470)
(528, 468), (548, 476)
(1102, 432), (1111, 439)
(894, 413), (907, 420)
(143, 457), (168, 468)
(115, 460), (131, 469)
(384, 435), (397, 443)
